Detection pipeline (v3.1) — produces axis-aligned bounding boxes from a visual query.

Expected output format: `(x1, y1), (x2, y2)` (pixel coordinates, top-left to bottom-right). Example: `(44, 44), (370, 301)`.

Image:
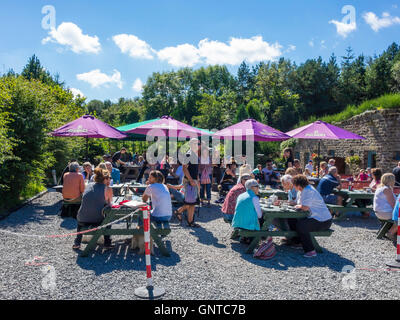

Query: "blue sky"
(1, 0), (399, 102)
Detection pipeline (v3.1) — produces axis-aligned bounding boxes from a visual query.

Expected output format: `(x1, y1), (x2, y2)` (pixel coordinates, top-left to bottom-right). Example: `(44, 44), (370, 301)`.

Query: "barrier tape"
(141, 205), (153, 287)
(0, 208), (141, 240)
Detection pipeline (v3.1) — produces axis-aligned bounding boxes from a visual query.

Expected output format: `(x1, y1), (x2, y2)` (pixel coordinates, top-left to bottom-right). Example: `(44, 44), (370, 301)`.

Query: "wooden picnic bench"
(329, 189), (374, 219)
(235, 205), (333, 254)
(79, 196), (171, 257)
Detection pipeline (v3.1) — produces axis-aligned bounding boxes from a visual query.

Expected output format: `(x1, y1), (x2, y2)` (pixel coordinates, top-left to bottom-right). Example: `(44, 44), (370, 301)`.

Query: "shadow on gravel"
(188, 227), (226, 249)
(0, 202), (62, 228)
(59, 217), (77, 230)
(75, 240), (181, 276)
(332, 215), (381, 231)
(230, 242), (354, 272)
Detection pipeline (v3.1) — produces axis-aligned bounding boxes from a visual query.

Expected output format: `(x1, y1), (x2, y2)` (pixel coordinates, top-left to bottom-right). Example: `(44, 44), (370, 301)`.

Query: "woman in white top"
(373, 173), (397, 239)
(286, 175), (332, 258)
(142, 170), (172, 227)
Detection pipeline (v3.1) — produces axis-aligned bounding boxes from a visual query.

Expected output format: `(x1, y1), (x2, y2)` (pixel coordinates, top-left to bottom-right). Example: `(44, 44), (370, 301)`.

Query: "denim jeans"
(74, 221), (111, 246)
(200, 183), (211, 200)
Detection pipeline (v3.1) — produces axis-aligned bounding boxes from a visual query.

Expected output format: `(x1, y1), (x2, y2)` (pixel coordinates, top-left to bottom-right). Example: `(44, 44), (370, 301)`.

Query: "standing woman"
(283, 148), (294, 169)
(199, 144), (213, 207)
(73, 168), (114, 250)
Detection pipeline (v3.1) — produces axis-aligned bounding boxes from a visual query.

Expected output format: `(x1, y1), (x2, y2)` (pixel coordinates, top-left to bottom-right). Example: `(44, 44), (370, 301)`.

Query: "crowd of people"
(60, 145), (399, 259)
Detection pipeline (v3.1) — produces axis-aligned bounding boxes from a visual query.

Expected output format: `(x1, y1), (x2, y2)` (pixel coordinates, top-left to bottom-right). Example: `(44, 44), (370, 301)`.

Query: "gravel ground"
(0, 189), (399, 300)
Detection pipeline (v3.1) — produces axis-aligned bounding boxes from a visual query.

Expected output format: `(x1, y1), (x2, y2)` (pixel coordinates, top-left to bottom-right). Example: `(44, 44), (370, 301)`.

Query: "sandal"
(173, 210), (182, 222)
(187, 221), (200, 228)
(72, 244), (80, 250)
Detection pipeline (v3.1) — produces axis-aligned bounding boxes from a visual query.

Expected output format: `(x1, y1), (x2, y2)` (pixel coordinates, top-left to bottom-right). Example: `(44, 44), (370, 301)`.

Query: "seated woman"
(319, 162), (328, 177)
(232, 179), (263, 233)
(142, 170), (172, 228)
(357, 169), (369, 182)
(374, 173), (397, 241)
(82, 162), (93, 182)
(73, 168), (114, 250)
(62, 162), (85, 202)
(287, 175), (332, 258)
(252, 164), (264, 184)
(369, 168), (382, 191)
(216, 161), (238, 202)
(221, 174), (251, 221)
(280, 174), (297, 205)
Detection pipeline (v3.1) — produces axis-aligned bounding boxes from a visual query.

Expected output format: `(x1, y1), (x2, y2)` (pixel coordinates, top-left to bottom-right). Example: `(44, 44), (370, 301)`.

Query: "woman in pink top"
(357, 169), (369, 182)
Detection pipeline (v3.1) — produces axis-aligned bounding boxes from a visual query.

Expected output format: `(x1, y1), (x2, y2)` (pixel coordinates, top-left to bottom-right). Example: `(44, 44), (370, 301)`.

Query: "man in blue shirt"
(317, 166), (343, 205)
(106, 162), (120, 184)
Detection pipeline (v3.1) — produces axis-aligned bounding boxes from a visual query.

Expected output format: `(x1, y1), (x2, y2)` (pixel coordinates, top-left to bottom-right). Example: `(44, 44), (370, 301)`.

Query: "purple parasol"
(122, 115), (207, 137)
(286, 120), (365, 140)
(213, 118), (290, 141)
(50, 114), (127, 139)
(286, 120), (365, 177)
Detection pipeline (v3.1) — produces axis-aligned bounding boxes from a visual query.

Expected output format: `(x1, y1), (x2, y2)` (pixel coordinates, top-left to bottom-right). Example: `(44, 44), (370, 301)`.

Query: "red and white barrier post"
(134, 205), (166, 299)
(386, 205), (400, 268)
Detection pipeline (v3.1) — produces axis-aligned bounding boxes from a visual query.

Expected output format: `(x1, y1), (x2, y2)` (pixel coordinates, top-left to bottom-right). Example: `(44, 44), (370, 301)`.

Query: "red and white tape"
(0, 209), (140, 239)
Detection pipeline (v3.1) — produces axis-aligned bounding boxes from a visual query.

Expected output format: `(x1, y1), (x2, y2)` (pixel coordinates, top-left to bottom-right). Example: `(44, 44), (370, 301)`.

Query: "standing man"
(393, 162), (400, 186)
(112, 147), (132, 173)
(175, 138), (201, 228)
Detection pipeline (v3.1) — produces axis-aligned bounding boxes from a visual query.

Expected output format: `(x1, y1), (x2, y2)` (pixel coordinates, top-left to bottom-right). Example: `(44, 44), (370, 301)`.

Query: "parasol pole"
(317, 140), (321, 178)
(86, 136), (89, 161)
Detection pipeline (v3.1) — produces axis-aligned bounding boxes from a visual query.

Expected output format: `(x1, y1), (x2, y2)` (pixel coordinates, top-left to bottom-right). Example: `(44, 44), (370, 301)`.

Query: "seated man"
(262, 160), (280, 189)
(166, 183), (185, 204)
(221, 174), (251, 221)
(316, 166), (343, 205)
(105, 161), (120, 184)
(62, 161), (85, 202)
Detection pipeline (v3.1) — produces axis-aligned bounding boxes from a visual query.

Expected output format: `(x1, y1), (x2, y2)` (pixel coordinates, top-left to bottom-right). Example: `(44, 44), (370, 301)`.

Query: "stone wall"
(293, 108), (400, 174)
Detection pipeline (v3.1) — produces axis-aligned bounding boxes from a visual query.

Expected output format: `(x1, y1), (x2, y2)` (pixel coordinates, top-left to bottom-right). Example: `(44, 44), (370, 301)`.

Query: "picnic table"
(258, 188), (288, 200)
(111, 182), (148, 196)
(79, 196), (171, 257)
(120, 164), (141, 182)
(235, 204), (333, 254)
(328, 189), (375, 219)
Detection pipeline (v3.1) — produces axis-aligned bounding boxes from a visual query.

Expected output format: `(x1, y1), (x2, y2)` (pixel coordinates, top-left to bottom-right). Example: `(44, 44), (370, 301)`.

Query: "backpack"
(253, 237), (276, 260)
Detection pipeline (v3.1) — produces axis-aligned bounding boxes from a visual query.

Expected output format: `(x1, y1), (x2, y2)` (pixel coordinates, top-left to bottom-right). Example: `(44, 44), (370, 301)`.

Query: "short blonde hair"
(285, 168), (297, 176)
(380, 173), (395, 188)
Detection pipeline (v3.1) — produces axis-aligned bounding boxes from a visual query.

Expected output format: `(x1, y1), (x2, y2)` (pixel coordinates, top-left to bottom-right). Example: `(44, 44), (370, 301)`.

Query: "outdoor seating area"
(3, 6), (400, 302)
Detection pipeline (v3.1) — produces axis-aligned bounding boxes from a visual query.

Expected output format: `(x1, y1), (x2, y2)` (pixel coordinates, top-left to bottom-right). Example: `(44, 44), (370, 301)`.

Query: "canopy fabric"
(117, 115), (207, 138)
(213, 118), (290, 141)
(286, 120), (365, 140)
(117, 118), (159, 132)
(50, 115), (127, 139)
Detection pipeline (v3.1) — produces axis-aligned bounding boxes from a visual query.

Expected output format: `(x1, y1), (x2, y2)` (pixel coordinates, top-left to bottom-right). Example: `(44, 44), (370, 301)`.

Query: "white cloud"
(76, 69), (123, 89)
(308, 39), (314, 47)
(198, 36), (282, 65)
(42, 22), (101, 54)
(363, 11), (400, 32)
(132, 78), (144, 92)
(320, 40), (327, 49)
(329, 20), (357, 38)
(157, 43), (201, 67)
(286, 44), (296, 52)
(70, 88), (85, 98)
(112, 34), (154, 59)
